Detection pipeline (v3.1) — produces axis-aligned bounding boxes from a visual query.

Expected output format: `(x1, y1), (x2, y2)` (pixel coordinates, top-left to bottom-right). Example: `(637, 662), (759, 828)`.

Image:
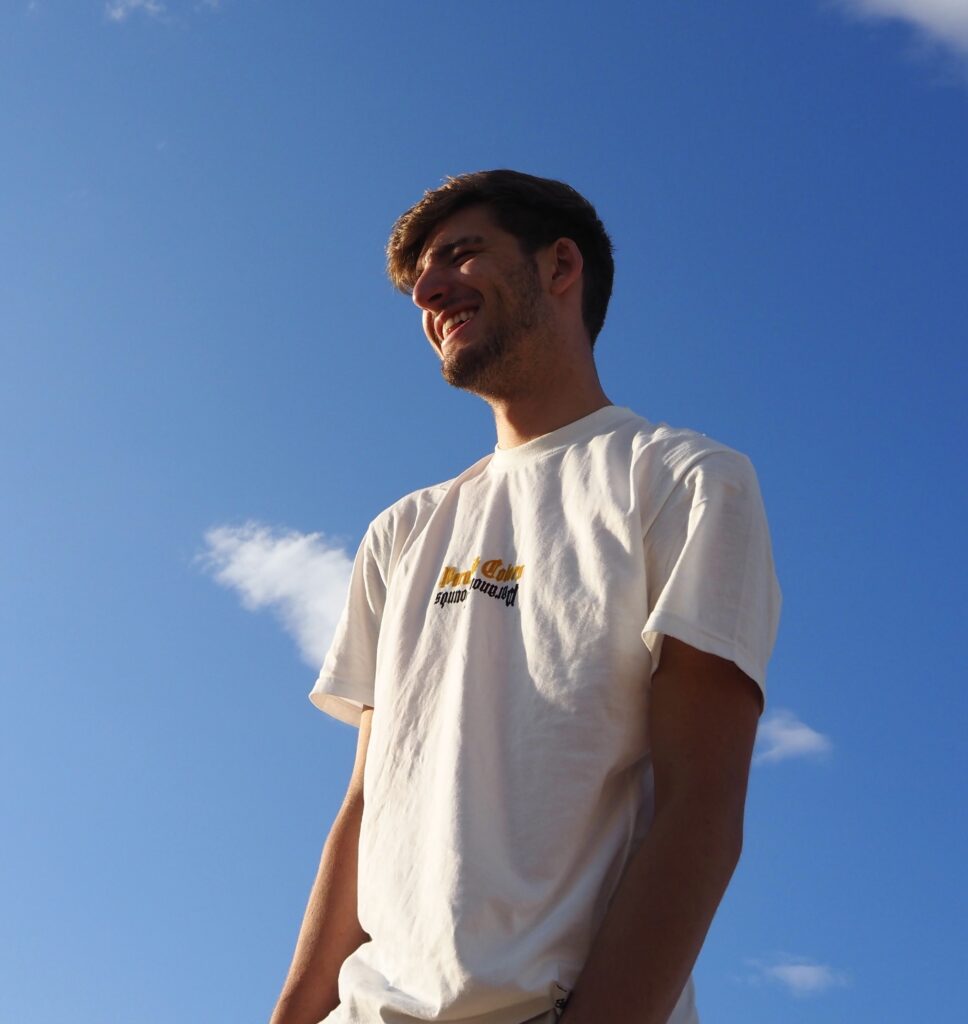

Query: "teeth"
(442, 309), (476, 337)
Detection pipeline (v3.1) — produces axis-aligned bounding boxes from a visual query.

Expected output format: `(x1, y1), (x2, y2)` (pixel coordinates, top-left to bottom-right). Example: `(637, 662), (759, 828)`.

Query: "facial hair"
(440, 257), (544, 399)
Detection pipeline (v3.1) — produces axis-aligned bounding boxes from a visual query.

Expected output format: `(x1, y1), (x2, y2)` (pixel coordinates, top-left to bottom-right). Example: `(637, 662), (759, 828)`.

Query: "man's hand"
(561, 638), (761, 1024)
(270, 707), (373, 1024)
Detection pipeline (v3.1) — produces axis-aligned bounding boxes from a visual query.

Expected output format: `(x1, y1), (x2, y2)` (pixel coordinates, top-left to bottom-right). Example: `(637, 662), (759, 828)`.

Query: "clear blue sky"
(2, 2), (966, 1021)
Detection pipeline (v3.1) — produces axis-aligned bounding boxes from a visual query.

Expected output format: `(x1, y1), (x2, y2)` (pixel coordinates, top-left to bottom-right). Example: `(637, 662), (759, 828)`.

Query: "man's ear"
(548, 237), (583, 297)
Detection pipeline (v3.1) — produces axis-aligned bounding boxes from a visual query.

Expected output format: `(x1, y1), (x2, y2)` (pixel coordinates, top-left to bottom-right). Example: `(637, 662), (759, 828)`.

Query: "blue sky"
(2, 2), (966, 1021)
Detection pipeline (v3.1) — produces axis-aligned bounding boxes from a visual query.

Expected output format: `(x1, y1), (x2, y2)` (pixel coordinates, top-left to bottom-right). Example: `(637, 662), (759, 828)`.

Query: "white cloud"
(201, 522), (354, 668)
(837, 0), (968, 57)
(748, 955), (849, 997)
(754, 709), (832, 765)
(105, 0), (166, 21)
(105, 0), (223, 23)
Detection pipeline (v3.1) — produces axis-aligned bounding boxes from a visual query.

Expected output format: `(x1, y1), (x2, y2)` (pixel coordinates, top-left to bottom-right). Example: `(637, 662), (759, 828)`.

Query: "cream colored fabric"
(313, 406), (780, 1024)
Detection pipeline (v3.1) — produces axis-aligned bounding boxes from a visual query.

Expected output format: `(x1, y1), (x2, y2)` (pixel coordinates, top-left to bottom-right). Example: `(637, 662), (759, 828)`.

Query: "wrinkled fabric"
(312, 406), (780, 1024)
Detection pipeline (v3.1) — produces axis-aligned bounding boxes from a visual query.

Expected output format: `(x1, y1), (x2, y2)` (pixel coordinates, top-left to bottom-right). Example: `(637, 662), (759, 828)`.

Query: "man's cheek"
(423, 314), (439, 350)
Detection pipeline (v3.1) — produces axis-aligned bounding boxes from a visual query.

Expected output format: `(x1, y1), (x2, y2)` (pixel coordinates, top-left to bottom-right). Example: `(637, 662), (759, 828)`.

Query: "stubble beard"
(440, 258), (544, 400)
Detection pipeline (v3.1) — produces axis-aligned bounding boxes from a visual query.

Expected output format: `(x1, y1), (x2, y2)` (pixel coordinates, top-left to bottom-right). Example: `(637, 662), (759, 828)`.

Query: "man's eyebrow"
(417, 235), (485, 275)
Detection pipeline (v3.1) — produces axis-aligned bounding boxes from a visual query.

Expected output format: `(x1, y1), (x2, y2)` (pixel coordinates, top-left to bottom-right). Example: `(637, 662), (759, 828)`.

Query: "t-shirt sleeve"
(642, 449), (781, 699)
(308, 523), (387, 727)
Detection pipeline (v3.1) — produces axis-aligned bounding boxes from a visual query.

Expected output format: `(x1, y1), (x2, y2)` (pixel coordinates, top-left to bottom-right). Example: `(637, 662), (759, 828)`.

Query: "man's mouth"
(440, 308), (478, 342)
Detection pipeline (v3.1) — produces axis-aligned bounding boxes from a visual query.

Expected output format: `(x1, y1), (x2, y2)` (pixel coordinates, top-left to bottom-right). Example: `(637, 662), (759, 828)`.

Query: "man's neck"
(490, 378), (612, 449)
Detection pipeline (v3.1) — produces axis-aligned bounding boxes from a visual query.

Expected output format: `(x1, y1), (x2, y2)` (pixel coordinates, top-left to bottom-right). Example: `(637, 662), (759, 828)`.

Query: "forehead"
(416, 206), (507, 273)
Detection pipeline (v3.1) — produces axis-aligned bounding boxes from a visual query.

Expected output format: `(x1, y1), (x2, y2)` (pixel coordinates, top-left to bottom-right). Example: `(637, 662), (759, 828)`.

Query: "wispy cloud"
(105, 0), (166, 21)
(747, 954), (850, 997)
(836, 0), (968, 58)
(201, 523), (354, 668)
(754, 709), (832, 765)
(105, 0), (223, 24)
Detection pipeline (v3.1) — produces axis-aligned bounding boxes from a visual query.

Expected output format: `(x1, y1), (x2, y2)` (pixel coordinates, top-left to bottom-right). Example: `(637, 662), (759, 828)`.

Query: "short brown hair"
(387, 169), (614, 346)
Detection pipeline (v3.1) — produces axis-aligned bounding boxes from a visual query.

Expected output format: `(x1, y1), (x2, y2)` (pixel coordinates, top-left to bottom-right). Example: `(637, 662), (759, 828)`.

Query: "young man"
(270, 171), (781, 1024)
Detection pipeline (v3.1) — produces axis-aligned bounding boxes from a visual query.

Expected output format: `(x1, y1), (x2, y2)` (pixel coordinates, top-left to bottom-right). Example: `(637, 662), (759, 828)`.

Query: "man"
(270, 170), (781, 1024)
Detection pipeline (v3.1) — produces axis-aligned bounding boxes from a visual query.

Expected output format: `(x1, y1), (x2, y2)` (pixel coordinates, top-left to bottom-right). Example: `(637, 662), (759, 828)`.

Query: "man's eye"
(454, 251), (475, 265)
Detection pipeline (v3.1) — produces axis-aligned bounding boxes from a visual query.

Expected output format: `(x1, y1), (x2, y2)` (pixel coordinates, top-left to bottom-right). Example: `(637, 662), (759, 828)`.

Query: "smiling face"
(411, 206), (549, 399)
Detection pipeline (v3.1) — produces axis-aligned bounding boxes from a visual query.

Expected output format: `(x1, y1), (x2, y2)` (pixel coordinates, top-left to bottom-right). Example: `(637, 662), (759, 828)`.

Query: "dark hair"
(387, 169), (614, 346)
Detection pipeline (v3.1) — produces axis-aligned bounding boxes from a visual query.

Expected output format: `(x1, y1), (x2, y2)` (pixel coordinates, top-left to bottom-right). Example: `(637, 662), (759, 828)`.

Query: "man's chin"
(441, 344), (503, 392)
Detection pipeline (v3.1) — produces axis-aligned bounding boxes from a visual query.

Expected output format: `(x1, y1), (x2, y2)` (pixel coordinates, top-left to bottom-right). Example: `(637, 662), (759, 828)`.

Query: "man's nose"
(411, 264), (447, 311)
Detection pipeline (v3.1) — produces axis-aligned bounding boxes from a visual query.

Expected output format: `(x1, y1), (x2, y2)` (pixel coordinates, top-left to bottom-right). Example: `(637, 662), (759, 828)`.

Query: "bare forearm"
(270, 799), (369, 1024)
(562, 800), (742, 1024)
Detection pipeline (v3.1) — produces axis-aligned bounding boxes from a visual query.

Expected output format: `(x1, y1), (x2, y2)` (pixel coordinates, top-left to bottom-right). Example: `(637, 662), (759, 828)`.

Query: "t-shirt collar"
(489, 404), (632, 469)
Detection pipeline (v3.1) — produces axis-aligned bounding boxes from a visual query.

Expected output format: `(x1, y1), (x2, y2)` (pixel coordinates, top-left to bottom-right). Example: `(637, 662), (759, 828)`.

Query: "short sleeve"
(309, 524), (387, 727)
(642, 450), (781, 698)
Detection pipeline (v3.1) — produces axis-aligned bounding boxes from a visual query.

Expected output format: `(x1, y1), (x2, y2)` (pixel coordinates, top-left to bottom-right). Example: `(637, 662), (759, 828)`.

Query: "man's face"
(411, 206), (548, 398)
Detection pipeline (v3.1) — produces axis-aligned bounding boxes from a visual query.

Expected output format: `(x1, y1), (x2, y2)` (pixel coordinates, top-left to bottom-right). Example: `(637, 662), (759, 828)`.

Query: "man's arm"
(270, 707), (374, 1024)
(561, 638), (761, 1024)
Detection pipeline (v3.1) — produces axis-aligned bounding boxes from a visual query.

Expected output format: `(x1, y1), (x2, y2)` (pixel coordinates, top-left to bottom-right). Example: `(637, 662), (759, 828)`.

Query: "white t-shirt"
(311, 405), (781, 1024)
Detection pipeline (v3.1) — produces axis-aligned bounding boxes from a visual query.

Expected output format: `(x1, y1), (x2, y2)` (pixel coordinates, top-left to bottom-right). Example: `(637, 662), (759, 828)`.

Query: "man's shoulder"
(616, 407), (750, 481)
(367, 454), (491, 538)
(377, 478), (449, 519)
